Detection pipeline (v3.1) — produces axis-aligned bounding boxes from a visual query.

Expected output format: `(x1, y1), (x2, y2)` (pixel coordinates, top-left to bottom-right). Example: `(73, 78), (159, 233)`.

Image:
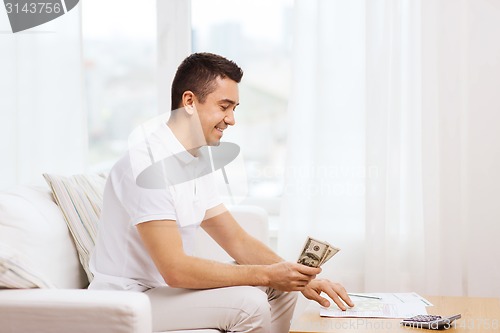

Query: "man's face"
(194, 77), (239, 146)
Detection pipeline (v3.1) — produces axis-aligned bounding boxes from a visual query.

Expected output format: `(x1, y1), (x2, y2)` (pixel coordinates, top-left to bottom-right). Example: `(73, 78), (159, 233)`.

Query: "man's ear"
(182, 91), (196, 115)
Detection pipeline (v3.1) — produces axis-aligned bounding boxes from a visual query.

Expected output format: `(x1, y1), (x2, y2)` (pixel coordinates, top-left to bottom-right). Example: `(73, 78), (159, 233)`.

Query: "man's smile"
(215, 126), (226, 133)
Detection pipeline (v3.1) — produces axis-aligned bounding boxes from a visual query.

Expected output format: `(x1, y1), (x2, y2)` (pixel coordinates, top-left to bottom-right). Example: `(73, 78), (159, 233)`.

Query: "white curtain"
(280, 0), (500, 298)
(156, 0), (192, 113)
(0, 4), (86, 189)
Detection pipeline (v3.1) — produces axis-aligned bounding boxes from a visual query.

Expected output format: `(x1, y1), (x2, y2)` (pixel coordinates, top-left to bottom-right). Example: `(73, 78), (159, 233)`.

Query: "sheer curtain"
(279, 0), (500, 297)
(0, 4), (86, 189)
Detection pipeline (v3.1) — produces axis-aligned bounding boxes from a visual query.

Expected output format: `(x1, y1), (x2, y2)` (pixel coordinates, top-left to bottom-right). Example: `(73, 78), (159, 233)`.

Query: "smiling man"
(89, 53), (353, 333)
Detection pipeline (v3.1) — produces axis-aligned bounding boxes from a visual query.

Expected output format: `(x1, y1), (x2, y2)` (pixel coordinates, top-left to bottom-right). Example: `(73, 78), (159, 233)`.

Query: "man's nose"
(224, 109), (236, 126)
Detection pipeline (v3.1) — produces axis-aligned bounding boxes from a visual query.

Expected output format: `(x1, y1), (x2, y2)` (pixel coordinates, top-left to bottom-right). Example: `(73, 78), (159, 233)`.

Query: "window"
(191, 0), (293, 198)
(82, 0), (157, 171)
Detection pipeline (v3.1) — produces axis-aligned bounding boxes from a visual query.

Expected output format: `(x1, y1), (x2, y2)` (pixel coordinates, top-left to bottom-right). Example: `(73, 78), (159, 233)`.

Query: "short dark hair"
(171, 53), (244, 110)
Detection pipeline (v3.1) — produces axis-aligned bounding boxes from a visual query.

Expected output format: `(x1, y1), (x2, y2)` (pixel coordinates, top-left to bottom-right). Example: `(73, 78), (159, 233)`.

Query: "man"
(89, 53), (353, 332)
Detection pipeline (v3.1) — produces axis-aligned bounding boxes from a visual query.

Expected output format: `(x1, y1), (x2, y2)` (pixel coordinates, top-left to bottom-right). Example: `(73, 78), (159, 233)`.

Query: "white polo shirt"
(89, 124), (221, 291)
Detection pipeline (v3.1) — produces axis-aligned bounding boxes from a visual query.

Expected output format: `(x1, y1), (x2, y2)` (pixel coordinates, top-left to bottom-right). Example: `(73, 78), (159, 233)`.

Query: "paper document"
(320, 292), (432, 319)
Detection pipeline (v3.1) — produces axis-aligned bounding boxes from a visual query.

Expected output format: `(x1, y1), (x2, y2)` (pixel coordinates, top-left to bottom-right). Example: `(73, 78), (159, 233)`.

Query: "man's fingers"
(292, 263), (319, 281)
(295, 282), (308, 290)
(323, 283), (354, 310)
(316, 295), (330, 307)
(331, 284), (354, 308)
(295, 263), (321, 276)
(296, 274), (316, 283)
(329, 293), (347, 311)
(304, 289), (330, 307)
(340, 293), (354, 307)
(290, 280), (311, 291)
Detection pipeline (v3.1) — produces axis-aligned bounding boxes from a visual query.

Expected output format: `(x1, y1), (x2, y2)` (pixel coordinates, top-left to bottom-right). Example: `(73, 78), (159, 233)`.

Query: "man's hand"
(301, 279), (354, 310)
(266, 262), (321, 292)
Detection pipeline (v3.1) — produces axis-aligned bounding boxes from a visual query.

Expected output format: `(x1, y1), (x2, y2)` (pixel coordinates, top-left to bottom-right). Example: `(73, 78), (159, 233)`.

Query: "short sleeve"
(111, 164), (177, 226)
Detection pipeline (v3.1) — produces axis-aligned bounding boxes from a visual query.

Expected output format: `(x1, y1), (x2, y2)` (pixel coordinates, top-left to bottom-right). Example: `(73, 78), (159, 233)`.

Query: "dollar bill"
(318, 242), (340, 266)
(297, 236), (340, 267)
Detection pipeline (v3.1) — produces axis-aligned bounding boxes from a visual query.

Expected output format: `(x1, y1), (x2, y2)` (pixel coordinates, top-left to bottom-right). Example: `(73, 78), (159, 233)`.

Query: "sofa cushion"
(0, 243), (53, 288)
(0, 186), (86, 289)
(43, 173), (107, 283)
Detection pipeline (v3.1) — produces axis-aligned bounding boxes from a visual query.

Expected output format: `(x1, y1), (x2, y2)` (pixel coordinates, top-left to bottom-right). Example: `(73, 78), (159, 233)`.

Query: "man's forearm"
(159, 255), (271, 289)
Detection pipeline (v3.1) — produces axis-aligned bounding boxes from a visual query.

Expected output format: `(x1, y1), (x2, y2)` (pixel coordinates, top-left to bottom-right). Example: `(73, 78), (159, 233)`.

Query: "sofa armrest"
(195, 205), (269, 262)
(0, 289), (152, 333)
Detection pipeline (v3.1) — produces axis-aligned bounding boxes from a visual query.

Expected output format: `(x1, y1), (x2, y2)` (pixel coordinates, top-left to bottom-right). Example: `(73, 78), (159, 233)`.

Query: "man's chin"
(208, 140), (221, 147)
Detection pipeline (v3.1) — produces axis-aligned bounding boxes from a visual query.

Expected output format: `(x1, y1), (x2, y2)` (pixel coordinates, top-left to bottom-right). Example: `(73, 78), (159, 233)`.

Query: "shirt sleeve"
(112, 164), (177, 226)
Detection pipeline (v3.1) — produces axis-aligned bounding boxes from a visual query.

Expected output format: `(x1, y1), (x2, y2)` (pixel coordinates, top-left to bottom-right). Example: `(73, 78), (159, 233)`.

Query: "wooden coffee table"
(290, 296), (500, 333)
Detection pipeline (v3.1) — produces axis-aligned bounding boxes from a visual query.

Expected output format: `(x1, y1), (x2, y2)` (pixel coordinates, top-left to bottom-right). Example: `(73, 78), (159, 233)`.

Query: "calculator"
(400, 314), (461, 330)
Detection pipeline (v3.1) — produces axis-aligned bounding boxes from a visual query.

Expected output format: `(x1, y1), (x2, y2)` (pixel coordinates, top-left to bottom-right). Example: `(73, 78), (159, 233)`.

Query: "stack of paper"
(320, 292), (432, 319)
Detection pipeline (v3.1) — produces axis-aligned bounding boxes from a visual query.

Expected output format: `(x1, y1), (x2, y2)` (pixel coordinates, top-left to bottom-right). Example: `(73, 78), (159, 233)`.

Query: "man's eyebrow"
(219, 98), (239, 106)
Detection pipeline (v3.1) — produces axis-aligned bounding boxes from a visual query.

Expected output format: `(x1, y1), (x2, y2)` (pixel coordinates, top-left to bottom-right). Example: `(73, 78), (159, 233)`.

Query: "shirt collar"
(156, 123), (198, 165)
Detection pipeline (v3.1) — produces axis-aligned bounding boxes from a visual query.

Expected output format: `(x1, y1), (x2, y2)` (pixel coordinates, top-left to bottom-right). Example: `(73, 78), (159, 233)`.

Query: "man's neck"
(167, 109), (206, 156)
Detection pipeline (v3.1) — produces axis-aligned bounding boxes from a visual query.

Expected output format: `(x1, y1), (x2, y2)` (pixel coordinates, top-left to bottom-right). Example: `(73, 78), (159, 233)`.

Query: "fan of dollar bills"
(297, 236), (341, 268)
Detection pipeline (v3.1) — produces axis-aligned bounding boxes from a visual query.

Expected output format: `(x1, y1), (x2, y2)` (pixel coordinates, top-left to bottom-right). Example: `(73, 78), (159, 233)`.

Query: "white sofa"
(0, 183), (269, 333)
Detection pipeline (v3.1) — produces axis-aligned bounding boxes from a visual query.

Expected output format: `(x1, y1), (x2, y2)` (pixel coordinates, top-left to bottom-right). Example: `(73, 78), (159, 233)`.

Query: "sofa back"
(195, 205), (269, 262)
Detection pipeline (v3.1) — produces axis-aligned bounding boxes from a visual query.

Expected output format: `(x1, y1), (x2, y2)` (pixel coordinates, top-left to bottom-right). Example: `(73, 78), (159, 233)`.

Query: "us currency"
(297, 236), (340, 267)
(318, 242), (340, 266)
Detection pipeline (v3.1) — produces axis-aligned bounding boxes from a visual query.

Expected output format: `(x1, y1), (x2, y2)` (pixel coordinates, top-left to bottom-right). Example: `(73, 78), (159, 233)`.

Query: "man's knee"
(231, 286), (271, 331)
(240, 286), (270, 317)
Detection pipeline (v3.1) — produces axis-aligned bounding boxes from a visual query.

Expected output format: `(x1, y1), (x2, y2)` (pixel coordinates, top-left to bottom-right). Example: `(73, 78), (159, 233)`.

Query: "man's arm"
(136, 218), (320, 290)
(200, 205), (355, 310)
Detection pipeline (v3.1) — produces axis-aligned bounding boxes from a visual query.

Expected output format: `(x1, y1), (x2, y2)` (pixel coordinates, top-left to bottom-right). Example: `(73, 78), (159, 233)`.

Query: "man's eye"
(221, 105), (229, 111)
